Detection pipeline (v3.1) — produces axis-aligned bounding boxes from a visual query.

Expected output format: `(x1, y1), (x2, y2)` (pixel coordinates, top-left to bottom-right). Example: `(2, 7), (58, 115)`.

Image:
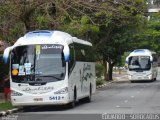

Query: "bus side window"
(153, 54), (158, 62)
(69, 44), (75, 74)
(85, 46), (94, 62)
(74, 43), (86, 61)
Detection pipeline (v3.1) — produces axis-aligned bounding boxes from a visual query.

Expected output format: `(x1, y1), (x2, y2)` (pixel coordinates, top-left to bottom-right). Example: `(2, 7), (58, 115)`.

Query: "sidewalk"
(96, 71), (129, 89)
(112, 71), (129, 83)
(0, 96), (21, 117)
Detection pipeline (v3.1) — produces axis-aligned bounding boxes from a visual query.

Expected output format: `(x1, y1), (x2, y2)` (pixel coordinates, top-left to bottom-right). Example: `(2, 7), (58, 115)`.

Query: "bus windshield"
(11, 44), (66, 83)
(128, 56), (151, 71)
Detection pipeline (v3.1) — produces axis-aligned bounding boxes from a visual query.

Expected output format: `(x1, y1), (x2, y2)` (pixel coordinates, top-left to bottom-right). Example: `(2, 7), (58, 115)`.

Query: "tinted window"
(69, 44), (75, 74)
(11, 44), (66, 83)
(128, 56), (151, 70)
(74, 43), (94, 62)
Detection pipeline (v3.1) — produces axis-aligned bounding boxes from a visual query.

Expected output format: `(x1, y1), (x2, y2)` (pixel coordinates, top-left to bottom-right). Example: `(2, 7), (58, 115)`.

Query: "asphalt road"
(2, 68), (160, 120)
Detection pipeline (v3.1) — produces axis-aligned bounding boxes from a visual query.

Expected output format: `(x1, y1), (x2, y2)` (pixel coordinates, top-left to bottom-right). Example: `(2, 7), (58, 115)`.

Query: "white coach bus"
(125, 49), (158, 82)
(3, 30), (96, 108)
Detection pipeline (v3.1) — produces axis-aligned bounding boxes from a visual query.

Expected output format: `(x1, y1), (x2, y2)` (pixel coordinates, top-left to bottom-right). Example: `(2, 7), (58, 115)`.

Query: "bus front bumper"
(128, 75), (153, 81)
(11, 94), (71, 107)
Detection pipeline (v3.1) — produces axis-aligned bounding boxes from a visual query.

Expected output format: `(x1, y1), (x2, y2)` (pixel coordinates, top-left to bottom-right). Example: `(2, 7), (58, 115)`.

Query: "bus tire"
(85, 84), (92, 103)
(154, 73), (157, 81)
(69, 87), (77, 108)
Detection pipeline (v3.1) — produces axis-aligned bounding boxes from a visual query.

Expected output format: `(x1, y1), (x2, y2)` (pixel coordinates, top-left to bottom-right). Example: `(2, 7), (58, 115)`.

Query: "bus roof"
(128, 49), (156, 57)
(13, 30), (92, 47)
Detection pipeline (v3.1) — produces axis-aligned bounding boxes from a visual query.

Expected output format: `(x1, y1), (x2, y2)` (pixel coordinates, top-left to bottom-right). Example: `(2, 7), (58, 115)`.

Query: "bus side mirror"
(3, 47), (11, 64)
(63, 45), (69, 62)
(64, 55), (69, 62)
(150, 57), (153, 63)
(61, 52), (67, 67)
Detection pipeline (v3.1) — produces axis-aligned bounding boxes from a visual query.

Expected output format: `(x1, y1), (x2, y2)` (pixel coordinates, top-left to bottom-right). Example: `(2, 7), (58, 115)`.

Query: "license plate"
(33, 98), (43, 101)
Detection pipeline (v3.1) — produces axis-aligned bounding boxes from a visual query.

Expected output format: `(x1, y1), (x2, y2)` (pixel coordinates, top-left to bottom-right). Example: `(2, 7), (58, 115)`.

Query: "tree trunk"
(103, 59), (109, 81)
(108, 62), (114, 81)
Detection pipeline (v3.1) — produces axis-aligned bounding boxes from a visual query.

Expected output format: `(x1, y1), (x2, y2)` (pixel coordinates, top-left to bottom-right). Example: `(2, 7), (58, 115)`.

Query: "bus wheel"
(69, 87), (77, 108)
(85, 85), (92, 103)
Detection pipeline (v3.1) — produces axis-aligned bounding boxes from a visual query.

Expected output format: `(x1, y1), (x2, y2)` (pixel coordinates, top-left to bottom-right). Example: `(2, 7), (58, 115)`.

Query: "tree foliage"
(55, 0), (146, 80)
(0, 0), (146, 81)
(133, 12), (160, 55)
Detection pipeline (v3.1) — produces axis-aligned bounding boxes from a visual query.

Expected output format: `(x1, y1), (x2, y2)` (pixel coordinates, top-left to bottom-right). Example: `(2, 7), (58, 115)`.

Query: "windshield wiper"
(36, 75), (62, 80)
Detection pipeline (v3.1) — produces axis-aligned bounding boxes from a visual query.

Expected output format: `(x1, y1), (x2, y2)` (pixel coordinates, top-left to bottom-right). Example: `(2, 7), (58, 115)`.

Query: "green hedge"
(96, 64), (104, 78)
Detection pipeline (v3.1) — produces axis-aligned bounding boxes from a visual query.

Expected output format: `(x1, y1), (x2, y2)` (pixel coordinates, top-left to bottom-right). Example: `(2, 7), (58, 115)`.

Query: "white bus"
(125, 49), (158, 82)
(3, 30), (96, 108)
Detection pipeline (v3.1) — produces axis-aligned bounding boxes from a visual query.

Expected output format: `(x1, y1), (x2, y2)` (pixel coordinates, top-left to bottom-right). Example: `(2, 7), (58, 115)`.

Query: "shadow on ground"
(130, 79), (157, 83)
(22, 100), (90, 112)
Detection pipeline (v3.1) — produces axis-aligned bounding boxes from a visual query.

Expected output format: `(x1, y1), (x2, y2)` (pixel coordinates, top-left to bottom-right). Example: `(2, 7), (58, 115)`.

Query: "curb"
(112, 80), (130, 84)
(0, 107), (22, 117)
(0, 111), (6, 117)
(96, 83), (108, 89)
(96, 80), (129, 89)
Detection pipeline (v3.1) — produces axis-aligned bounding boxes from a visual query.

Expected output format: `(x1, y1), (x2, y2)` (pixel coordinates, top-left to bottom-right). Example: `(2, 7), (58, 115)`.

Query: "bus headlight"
(11, 90), (23, 96)
(54, 87), (68, 94)
(147, 74), (152, 79)
(128, 75), (132, 79)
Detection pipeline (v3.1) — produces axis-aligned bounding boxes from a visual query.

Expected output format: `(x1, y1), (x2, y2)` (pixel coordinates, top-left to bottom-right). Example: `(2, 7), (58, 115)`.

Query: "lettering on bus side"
(81, 64), (92, 80)
(80, 63), (93, 91)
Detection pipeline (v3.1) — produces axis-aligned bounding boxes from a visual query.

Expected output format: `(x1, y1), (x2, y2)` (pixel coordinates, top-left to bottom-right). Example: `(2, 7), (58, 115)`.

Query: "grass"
(0, 101), (14, 111)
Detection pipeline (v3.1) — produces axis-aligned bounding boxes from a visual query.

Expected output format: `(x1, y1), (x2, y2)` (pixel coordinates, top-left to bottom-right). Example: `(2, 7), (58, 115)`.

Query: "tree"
(57, 0), (146, 80)
(132, 12), (160, 55)
(0, 0), (146, 81)
(0, 0), (59, 42)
